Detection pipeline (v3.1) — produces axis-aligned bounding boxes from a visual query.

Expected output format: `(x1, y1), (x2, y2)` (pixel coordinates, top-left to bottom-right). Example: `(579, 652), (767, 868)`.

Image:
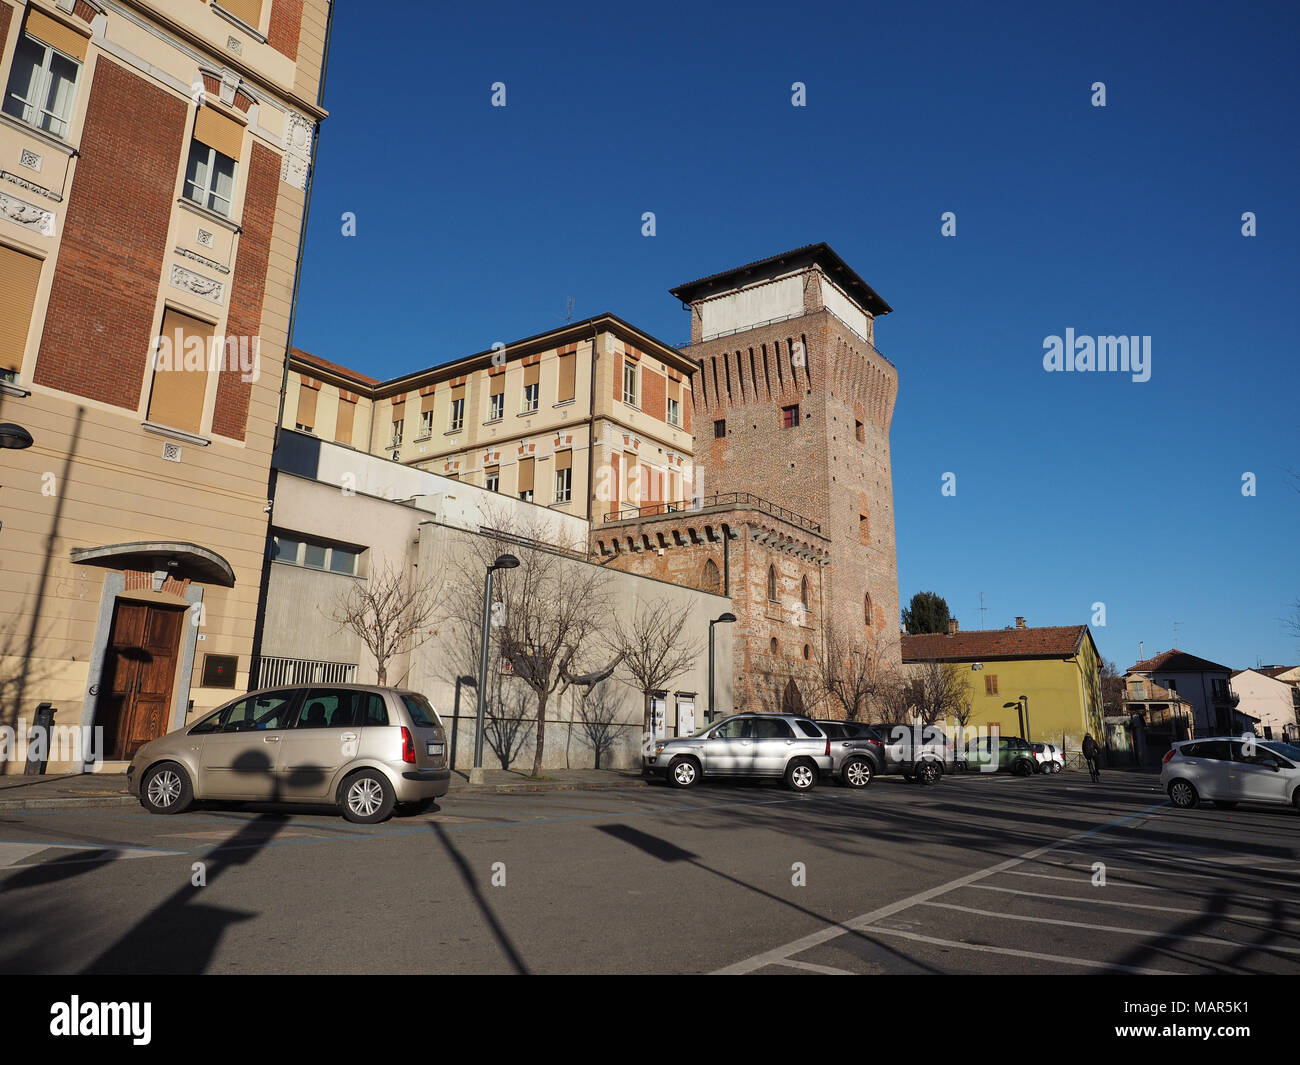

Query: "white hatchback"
(1161, 737), (1300, 811)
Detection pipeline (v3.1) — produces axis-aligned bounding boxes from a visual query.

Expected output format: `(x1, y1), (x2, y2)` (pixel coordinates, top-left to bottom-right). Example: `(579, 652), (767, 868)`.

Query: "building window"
(449, 397), (464, 432)
(855, 420), (865, 442)
(273, 534), (359, 576)
(667, 396), (680, 426)
(523, 382), (539, 412)
(184, 140), (238, 217)
(780, 404), (800, 429)
(3, 28), (82, 139)
(770, 637), (779, 655)
(702, 558), (721, 592)
(485, 466), (500, 493)
(419, 409), (433, 437)
(984, 674), (999, 696)
(390, 419), (403, 447)
(517, 456), (535, 502)
(864, 592), (873, 625)
(800, 575), (809, 609)
(622, 361), (637, 405)
(555, 466), (572, 503)
(489, 392), (504, 420)
(859, 513), (870, 544)
(767, 565), (777, 602)
(803, 644), (811, 661)
(714, 419), (726, 438)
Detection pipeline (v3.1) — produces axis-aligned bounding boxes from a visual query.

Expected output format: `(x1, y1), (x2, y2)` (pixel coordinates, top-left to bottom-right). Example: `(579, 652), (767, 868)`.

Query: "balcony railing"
(603, 493), (821, 534)
(257, 657), (357, 688)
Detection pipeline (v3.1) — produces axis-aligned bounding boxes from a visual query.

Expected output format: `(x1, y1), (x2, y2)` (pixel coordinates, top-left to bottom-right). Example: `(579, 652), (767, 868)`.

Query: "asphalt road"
(1, 770), (1296, 974)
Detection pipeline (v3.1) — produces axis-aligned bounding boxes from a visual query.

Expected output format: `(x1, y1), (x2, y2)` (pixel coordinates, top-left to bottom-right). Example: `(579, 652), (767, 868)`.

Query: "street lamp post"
(708, 612), (737, 724)
(471, 553), (518, 784)
(1019, 694), (1031, 743)
(1003, 701), (1021, 739)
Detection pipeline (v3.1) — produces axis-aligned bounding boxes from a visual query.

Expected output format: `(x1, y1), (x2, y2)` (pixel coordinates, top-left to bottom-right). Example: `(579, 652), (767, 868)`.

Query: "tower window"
(702, 558), (721, 592)
(800, 575), (809, 609)
(770, 637), (779, 654)
(864, 592), (873, 625)
(855, 420), (865, 442)
(780, 404), (800, 429)
(714, 419), (726, 438)
(767, 565), (777, 602)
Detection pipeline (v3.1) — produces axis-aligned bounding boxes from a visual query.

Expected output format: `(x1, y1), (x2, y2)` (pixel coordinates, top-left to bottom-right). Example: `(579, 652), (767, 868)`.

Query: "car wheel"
(785, 760), (817, 792)
(140, 762), (193, 815)
(842, 758), (874, 789)
(1168, 779), (1199, 809)
(339, 770), (396, 824)
(1013, 758), (1035, 777)
(1212, 801), (1238, 810)
(915, 760), (942, 785)
(667, 757), (700, 789)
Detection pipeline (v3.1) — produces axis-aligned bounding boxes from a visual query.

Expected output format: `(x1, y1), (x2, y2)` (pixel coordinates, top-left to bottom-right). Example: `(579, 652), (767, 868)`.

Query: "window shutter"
(295, 383), (318, 428)
(0, 245), (43, 373)
(451, 383), (466, 401)
(557, 353), (575, 402)
(421, 390), (436, 413)
(490, 373), (505, 396)
(523, 363), (540, 387)
(335, 397), (356, 444)
(219, 0), (264, 31)
(193, 107), (245, 162)
(555, 449), (572, 471)
(668, 377), (681, 402)
(517, 457), (534, 492)
(24, 10), (87, 62)
(148, 309), (213, 433)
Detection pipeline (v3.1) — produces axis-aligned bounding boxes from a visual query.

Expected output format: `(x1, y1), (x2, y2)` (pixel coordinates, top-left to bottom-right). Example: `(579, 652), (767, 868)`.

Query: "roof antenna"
(565, 297), (574, 322)
(1172, 621), (1181, 650)
(979, 591), (986, 629)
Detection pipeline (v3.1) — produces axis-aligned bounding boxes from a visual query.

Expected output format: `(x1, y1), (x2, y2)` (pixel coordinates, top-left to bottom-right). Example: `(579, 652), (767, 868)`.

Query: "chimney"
(946, 618), (959, 636)
(1015, 617), (1026, 630)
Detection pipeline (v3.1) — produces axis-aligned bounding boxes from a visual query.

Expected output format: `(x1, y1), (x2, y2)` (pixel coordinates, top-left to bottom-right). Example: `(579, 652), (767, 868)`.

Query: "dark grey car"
(814, 719), (886, 788)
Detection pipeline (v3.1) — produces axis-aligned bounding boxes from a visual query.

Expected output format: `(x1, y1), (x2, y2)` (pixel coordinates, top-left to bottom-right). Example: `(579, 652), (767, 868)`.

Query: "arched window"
(770, 636), (779, 654)
(701, 558), (721, 592)
(781, 678), (804, 715)
(864, 591), (873, 626)
(800, 575), (809, 609)
(767, 565), (777, 602)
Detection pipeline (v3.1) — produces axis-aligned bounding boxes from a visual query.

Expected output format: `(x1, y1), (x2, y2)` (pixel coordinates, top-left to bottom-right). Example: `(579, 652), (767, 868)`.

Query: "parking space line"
(852, 926), (1180, 974)
(964, 883), (1299, 932)
(772, 959), (854, 975)
(918, 901), (1290, 963)
(999, 869), (1279, 902)
(713, 799), (1169, 974)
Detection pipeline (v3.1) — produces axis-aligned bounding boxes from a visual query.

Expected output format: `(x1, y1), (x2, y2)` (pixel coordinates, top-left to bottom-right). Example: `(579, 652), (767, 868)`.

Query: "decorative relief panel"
(280, 112), (314, 191)
(169, 264), (224, 303)
(0, 189), (55, 236)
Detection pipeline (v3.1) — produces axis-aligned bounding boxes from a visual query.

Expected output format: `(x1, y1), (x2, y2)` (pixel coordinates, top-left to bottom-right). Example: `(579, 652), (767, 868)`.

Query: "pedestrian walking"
(1082, 732), (1101, 782)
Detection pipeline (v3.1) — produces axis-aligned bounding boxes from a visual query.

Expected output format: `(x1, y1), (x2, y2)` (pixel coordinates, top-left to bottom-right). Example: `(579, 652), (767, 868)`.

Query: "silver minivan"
(127, 685), (451, 823)
(646, 712), (831, 791)
(1161, 737), (1300, 811)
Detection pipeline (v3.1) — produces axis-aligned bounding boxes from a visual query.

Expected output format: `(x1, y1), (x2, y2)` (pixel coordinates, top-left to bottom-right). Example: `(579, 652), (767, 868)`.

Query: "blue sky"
(291, 0), (1300, 671)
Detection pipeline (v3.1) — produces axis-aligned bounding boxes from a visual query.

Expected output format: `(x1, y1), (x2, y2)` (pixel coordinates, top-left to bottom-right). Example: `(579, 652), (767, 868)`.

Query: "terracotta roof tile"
(291, 348), (381, 388)
(1127, 649), (1232, 675)
(902, 625), (1087, 662)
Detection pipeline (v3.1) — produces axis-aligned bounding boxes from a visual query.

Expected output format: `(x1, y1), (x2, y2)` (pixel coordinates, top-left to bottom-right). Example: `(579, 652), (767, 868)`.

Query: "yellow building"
(283, 314), (699, 528)
(0, 0), (331, 772)
(902, 619), (1105, 749)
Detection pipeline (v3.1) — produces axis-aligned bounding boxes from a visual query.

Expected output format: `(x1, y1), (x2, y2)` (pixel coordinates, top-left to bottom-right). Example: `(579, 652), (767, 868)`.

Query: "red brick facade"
(641, 364), (666, 421)
(212, 141), (279, 440)
(34, 59), (187, 409)
(268, 0), (303, 60)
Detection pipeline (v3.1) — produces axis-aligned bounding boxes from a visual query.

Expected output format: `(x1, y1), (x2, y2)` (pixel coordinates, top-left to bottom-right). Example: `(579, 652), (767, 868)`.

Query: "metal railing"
(602, 492), (821, 534)
(257, 657), (358, 688)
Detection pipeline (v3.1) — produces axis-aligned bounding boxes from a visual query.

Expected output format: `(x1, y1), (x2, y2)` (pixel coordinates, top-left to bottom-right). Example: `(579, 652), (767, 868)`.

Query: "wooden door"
(96, 601), (185, 760)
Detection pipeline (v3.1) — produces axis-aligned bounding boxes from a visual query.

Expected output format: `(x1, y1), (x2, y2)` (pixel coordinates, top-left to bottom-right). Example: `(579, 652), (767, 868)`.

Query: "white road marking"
(999, 869), (1278, 902)
(853, 926), (1179, 974)
(964, 883), (1294, 930)
(713, 800), (1169, 975)
(773, 959), (854, 975)
(0, 840), (184, 870)
(920, 900), (1297, 959)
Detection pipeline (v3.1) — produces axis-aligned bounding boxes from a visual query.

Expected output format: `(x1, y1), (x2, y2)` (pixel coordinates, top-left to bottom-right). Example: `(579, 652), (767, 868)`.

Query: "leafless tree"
(813, 625), (893, 722)
(447, 511), (612, 778)
(575, 679), (624, 769)
(328, 559), (442, 685)
(876, 660), (971, 727)
(604, 598), (704, 739)
(482, 668), (534, 770)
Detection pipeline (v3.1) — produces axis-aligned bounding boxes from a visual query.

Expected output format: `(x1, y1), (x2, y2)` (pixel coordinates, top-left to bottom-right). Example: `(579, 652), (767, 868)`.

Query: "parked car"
(646, 713), (832, 792)
(964, 735), (1038, 776)
(1031, 742), (1064, 774)
(1161, 737), (1300, 811)
(813, 719), (886, 788)
(874, 722), (956, 783)
(127, 685), (451, 824)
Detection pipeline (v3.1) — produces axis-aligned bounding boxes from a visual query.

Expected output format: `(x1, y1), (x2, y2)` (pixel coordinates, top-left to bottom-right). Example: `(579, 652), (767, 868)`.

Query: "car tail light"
(401, 726), (416, 764)
(826, 738), (831, 756)
(867, 738), (883, 748)
(1162, 748), (1176, 764)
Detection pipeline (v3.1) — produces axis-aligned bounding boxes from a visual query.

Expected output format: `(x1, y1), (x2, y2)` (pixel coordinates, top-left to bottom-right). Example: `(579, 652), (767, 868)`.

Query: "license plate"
(427, 743), (443, 756)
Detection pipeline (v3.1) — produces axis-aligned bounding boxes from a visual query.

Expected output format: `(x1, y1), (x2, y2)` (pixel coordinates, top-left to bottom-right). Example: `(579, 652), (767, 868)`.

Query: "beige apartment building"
(0, 0), (331, 772)
(282, 314), (698, 527)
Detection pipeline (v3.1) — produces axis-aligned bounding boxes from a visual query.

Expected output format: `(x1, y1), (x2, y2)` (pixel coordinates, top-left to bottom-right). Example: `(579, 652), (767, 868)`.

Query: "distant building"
(901, 618), (1104, 749)
(1231, 669), (1299, 742)
(1125, 650), (1247, 736)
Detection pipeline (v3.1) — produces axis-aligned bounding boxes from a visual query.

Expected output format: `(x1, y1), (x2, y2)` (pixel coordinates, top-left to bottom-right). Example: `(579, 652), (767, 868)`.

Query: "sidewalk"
(0, 766), (650, 810)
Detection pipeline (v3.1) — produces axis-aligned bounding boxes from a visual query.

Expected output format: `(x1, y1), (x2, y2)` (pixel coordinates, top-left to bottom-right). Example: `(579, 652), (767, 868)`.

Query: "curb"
(0, 794), (137, 811)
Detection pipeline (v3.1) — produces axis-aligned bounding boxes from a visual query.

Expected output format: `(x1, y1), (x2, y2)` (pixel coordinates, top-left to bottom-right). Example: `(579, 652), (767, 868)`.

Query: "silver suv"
(127, 685), (451, 824)
(646, 713), (831, 792)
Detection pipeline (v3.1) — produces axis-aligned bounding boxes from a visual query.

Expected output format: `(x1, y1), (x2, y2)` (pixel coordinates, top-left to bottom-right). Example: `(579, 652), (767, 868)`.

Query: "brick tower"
(670, 244), (901, 672)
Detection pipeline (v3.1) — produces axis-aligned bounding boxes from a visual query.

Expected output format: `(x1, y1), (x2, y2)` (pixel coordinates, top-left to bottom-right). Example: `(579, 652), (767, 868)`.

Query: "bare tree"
(813, 625), (893, 722)
(575, 679), (624, 769)
(329, 559), (442, 685)
(482, 668), (534, 770)
(446, 511), (611, 778)
(604, 598), (704, 739)
(877, 661), (971, 727)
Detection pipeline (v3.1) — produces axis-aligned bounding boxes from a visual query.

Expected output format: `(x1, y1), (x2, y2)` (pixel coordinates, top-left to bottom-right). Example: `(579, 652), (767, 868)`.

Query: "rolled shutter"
(24, 10), (87, 62)
(523, 364), (539, 387)
(0, 244), (43, 373)
(555, 449), (572, 471)
(558, 353), (576, 402)
(490, 373), (504, 396)
(517, 457), (534, 493)
(336, 397), (356, 444)
(194, 107), (245, 162)
(148, 309), (213, 433)
(421, 390), (436, 413)
(295, 384), (318, 428)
